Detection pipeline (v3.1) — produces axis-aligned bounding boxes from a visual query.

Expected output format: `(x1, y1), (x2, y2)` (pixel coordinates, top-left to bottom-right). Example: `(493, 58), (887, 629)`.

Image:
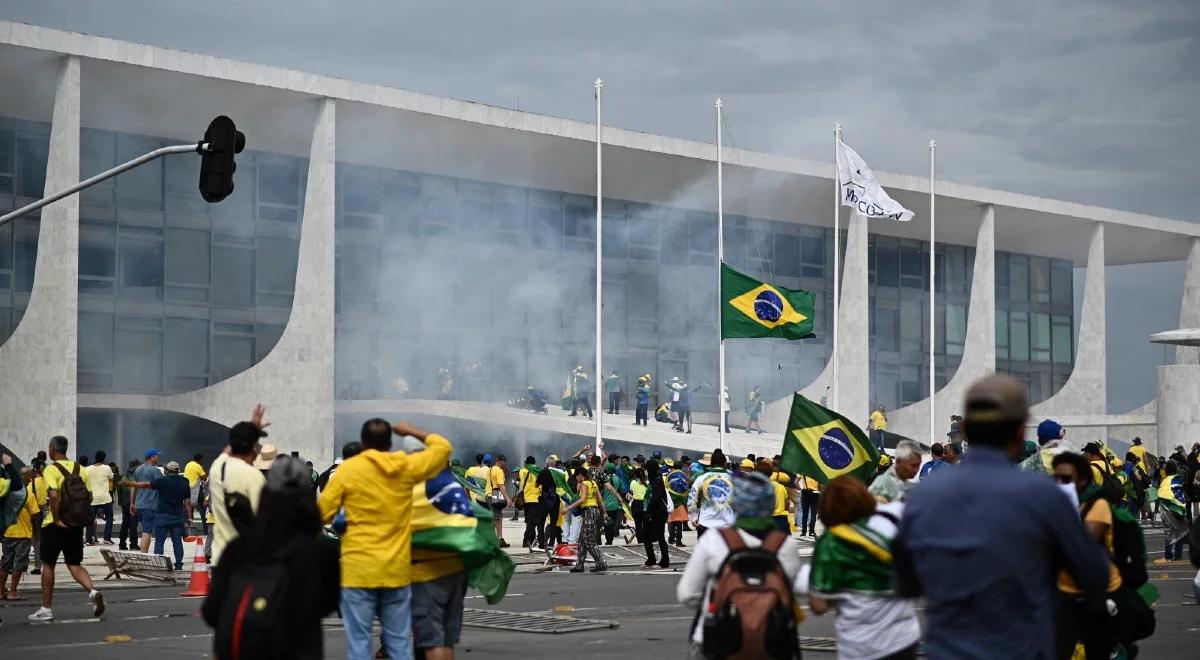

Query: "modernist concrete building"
(1, 22), (1196, 465)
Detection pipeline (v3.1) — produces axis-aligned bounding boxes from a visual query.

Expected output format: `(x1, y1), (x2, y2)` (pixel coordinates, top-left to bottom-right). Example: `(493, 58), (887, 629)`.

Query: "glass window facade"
(0, 115), (1075, 411)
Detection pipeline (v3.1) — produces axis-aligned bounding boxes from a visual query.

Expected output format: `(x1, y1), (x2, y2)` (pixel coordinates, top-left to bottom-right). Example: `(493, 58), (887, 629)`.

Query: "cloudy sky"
(4, 0), (1197, 411)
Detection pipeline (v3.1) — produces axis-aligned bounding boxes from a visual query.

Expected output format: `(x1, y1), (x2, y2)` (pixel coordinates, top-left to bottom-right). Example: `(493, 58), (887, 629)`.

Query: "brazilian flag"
(780, 393), (879, 484)
(721, 264), (815, 340)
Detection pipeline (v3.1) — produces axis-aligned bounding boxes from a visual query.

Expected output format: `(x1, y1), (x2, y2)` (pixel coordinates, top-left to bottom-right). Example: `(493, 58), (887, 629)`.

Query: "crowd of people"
(4, 372), (1200, 658)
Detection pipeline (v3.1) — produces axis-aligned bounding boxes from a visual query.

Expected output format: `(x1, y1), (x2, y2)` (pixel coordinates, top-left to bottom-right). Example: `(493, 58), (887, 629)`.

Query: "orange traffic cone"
(180, 538), (209, 597)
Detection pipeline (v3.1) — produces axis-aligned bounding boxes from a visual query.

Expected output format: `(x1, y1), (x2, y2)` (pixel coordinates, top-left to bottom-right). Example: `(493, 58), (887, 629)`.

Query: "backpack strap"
(718, 527), (745, 552)
(52, 461), (71, 481)
(760, 530), (787, 554)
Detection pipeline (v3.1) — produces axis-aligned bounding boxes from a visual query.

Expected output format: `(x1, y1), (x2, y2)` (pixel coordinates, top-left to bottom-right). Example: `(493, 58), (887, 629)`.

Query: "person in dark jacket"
(202, 456), (340, 660)
(642, 459), (671, 568)
(535, 454), (562, 547)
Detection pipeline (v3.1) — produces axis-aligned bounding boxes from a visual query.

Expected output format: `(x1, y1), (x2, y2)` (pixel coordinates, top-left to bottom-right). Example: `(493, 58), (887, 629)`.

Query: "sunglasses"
(1054, 475), (1075, 485)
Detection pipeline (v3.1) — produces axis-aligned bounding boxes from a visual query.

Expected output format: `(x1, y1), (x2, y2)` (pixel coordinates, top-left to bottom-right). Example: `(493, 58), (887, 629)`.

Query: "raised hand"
(250, 403), (271, 430)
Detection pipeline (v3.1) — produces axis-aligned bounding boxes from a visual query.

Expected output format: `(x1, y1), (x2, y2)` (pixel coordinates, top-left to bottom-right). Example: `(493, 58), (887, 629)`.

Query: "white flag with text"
(836, 140), (914, 222)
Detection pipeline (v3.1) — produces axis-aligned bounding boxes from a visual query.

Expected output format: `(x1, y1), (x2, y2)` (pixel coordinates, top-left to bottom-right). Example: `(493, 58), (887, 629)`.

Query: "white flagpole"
(832, 123), (841, 410)
(594, 78), (604, 457)
(928, 139), (936, 445)
(716, 98), (726, 455)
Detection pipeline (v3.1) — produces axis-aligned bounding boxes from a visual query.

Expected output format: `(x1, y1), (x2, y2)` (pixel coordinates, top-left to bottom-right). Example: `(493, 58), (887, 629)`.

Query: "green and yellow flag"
(780, 393), (879, 484)
(721, 264), (815, 340)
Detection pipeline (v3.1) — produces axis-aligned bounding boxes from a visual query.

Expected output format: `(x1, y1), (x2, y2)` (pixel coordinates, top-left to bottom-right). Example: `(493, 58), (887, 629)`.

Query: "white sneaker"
(28, 607), (54, 621)
(90, 590), (105, 617)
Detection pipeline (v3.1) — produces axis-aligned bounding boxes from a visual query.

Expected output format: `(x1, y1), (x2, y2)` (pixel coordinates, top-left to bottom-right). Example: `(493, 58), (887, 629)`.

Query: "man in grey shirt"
(893, 375), (1109, 659)
(131, 449), (164, 553)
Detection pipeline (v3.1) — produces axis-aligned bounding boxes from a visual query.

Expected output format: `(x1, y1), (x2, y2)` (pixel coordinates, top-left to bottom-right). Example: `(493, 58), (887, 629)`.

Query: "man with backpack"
(1083, 442), (1126, 505)
(676, 471), (802, 659)
(1052, 451), (1153, 659)
(28, 435), (105, 621)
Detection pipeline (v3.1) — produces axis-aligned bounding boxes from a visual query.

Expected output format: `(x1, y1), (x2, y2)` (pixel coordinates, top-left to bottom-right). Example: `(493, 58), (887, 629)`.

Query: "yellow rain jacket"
(318, 434), (452, 588)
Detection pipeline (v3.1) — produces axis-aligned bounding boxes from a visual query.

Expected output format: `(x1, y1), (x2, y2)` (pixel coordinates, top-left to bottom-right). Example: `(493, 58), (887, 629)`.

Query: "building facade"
(0, 22), (1194, 464)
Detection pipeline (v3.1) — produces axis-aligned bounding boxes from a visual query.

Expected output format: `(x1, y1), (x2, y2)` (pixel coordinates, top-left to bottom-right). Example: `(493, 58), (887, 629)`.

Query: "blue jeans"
(154, 521), (185, 569)
(341, 587), (413, 660)
(873, 429), (886, 452)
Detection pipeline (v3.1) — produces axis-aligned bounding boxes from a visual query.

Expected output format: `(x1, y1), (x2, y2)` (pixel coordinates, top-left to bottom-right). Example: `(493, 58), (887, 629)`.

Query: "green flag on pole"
(720, 264), (816, 340)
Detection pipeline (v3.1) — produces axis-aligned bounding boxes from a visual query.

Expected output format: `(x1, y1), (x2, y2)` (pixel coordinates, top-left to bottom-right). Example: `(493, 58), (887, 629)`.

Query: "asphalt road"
(1, 557), (1197, 659)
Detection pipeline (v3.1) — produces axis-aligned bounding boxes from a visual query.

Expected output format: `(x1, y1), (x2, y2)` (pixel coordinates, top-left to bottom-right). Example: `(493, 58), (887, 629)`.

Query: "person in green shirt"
(605, 370), (622, 415)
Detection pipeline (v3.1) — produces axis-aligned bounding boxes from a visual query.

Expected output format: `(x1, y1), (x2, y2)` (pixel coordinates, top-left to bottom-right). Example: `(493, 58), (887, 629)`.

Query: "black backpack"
(1091, 461), (1125, 504)
(53, 462), (95, 528)
(212, 546), (292, 660)
(1081, 496), (1148, 589)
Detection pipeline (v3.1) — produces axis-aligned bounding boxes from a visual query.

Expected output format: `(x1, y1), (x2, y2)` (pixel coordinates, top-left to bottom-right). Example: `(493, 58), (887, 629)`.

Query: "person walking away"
(535, 455), (562, 547)
(892, 375), (1110, 658)
(721, 386), (732, 433)
(601, 463), (624, 544)
(746, 386), (765, 434)
(1128, 437), (1147, 472)
(676, 472), (803, 659)
(1158, 460), (1190, 561)
(1122, 452), (1149, 517)
(629, 467), (648, 544)
(687, 449), (735, 538)
(666, 460), (691, 546)
(116, 460), (139, 550)
(28, 436), (105, 621)
(635, 377), (651, 426)
(755, 460), (792, 534)
(518, 456), (544, 550)
(208, 406), (270, 566)
(869, 441), (922, 503)
(641, 459), (671, 568)
(465, 454), (489, 508)
(133, 449), (164, 553)
(797, 473), (821, 537)
(28, 459), (47, 576)
(85, 451), (114, 545)
(318, 419), (452, 660)
(184, 453), (208, 534)
(1, 463), (39, 602)
(1050, 452), (1126, 660)
(203, 456), (340, 660)
(606, 370), (621, 415)
(486, 454), (513, 547)
(807, 476), (921, 660)
(125, 461), (193, 569)
(411, 534), (468, 660)
(869, 405), (888, 452)
(563, 467), (607, 573)
(570, 367), (594, 419)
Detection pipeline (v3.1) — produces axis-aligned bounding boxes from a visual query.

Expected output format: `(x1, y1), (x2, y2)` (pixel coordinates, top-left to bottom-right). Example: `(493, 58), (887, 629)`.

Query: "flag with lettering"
(837, 140), (914, 222)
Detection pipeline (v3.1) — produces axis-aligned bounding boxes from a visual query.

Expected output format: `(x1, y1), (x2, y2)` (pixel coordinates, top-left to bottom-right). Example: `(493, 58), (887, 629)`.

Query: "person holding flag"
(665, 460), (691, 547)
(1158, 460), (1191, 561)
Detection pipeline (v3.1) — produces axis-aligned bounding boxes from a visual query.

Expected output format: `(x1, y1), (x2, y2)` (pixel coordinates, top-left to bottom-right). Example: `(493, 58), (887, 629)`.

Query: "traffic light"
(198, 116), (245, 203)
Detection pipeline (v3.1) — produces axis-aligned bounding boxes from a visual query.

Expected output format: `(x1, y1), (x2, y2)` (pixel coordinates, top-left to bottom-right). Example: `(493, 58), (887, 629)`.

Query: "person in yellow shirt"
(869, 405), (888, 452)
(318, 419), (451, 660)
(1052, 452), (1123, 659)
(29, 460), (48, 576)
(1, 465), (40, 601)
(1128, 437), (1147, 471)
(796, 473), (821, 537)
(517, 456), (544, 550)
(465, 455), (490, 506)
(183, 453), (208, 534)
(486, 454), (514, 548)
(755, 459), (792, 533)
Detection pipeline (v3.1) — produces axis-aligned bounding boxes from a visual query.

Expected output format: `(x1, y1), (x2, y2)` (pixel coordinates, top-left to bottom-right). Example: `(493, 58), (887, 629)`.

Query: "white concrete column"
(162, 98), (337, 465)
(890, 204), (996, 443)
(1031, 222), (1105, 416)
(762, 212), (870, 430)
(1174, 238), (1200, 365)
(0, 56), (79, 459)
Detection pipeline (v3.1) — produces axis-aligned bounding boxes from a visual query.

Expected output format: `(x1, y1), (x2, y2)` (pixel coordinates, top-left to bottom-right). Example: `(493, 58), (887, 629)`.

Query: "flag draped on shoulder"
(836, 140), (914, 222)
(412, 469), (514, 604)
(721, 264), (815, 340)
(780, 393), (879, 484)
(809, 519), (895, 597)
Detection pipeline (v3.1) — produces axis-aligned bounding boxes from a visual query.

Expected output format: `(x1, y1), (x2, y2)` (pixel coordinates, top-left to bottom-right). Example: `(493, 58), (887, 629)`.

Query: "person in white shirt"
(85, 451), (114, 545)
(207, 406), (269, 565)
(677, 471), (804, 653)
(686, 449), (736, 536)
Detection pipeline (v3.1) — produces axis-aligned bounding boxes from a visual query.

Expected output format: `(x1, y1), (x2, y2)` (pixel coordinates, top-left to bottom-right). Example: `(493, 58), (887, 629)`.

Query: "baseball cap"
(963, 375), (1028, 423)
(164, 461), (181, 473)
(739, 458), (754, 469)
(547, 454), (559, 463)
(1082, 442), (1103, 456)
(483, 453), (494, 464)
(1036, 419), (1064, 444)
(651, 450), (663, 459)
(144, 448), (161, 460)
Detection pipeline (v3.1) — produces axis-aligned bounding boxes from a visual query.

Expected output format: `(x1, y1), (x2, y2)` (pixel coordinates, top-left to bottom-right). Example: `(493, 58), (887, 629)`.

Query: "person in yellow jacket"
(1128, 437), (1147, 471)
(318, 419), (452, 660)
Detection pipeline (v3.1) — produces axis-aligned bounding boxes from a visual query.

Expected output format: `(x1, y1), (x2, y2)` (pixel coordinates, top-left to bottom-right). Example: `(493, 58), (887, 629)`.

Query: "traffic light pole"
(0, 142), (208, 228)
